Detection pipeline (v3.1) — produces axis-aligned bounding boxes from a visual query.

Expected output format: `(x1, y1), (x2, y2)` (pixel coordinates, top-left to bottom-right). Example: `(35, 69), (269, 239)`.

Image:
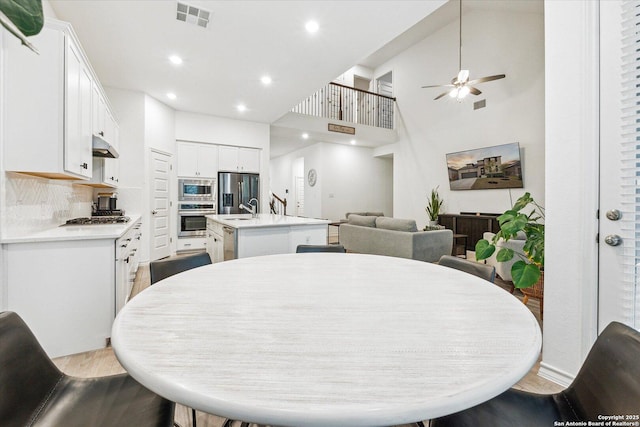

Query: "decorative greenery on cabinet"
(426, 186), (444, 223)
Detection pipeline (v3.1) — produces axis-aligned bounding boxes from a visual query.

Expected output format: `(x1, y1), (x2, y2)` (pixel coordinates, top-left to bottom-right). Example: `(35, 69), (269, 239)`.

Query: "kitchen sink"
(226, 217), (252, 221)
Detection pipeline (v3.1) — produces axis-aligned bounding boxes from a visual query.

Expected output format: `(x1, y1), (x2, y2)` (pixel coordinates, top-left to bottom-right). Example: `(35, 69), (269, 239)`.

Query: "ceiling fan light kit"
(422, 0), (505, 102)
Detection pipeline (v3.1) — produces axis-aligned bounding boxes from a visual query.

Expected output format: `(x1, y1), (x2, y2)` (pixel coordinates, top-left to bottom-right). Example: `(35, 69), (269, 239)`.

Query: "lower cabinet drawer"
(177, 237), (206, 252)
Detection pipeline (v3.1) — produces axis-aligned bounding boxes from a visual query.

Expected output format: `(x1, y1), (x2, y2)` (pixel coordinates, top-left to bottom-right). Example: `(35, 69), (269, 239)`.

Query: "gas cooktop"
(62, 216), (131, 226)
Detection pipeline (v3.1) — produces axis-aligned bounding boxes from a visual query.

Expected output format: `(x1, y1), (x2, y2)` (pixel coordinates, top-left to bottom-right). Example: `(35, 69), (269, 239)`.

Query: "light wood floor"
(52, 258), (563, 427)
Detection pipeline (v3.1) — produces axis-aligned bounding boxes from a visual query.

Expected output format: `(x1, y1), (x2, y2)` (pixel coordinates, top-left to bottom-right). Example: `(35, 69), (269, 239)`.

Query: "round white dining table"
(111, 253), (541, 427)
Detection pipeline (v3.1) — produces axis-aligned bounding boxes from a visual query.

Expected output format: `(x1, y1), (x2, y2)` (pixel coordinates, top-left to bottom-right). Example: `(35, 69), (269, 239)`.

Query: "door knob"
(605, 209), (621, 221)
(604, 234), (622, 246)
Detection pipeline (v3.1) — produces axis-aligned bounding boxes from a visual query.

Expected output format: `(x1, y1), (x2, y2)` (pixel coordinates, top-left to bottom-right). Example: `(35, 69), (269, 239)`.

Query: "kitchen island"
(206, 214), (330, 262)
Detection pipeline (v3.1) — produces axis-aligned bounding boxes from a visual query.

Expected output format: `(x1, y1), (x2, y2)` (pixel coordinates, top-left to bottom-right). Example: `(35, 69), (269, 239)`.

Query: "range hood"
(92, 134), (119, 158)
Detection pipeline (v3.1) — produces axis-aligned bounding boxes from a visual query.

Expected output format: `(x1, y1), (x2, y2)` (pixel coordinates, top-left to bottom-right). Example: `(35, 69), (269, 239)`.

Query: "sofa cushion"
(345, 211), (384, 219)
(348, 214), (377, 227)
(375, 217), (418, 232)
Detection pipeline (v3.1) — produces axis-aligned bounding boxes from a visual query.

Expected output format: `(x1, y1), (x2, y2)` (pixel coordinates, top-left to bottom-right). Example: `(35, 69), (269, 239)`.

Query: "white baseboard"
(538, 361), (575, 388)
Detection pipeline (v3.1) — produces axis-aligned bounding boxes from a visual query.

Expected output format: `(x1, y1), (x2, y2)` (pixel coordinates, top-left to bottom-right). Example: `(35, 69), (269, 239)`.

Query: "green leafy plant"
(475, 192), (544, 289)
(426, 186), (444, 222)
(0, 0), (44, 53)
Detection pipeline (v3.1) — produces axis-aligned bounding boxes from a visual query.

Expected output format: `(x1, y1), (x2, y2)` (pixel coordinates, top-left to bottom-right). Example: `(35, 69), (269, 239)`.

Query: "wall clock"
(307, 168), (317, 187)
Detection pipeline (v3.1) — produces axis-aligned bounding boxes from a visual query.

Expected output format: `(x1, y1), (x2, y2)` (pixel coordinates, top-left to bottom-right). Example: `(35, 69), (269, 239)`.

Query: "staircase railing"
(291, 82), (396, 130)
(270, 192), (287, 215)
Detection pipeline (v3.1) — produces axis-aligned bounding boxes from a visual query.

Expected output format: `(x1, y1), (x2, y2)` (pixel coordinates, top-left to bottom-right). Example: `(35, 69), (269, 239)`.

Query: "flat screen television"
(446, 142), (523, 190)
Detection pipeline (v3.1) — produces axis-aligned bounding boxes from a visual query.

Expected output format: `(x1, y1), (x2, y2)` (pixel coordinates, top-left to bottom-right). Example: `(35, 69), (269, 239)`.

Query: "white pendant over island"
(206, 214), (330, 262)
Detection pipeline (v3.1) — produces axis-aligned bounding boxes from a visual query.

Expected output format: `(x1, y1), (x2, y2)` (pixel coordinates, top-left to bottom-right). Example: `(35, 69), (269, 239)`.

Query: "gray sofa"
(340, 214), (453, 262)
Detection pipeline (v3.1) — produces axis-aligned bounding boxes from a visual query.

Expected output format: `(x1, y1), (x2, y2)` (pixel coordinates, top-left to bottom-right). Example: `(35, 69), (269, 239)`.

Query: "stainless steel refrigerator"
(218, 172), (260, 214)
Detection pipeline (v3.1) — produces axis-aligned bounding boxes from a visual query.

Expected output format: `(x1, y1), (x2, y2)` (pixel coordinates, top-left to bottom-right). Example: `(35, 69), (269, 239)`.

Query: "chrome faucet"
(239, 198), (259, 218)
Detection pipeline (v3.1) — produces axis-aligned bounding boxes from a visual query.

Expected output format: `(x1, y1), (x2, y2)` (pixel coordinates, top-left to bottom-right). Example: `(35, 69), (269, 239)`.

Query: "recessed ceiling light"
(350, 140), (356, 145)
(167, 92), (177, 100)
(305, 20), (319, 33)
(302, 133), (309, 139)
(169, 55), (183, 65)
(236, 104), (247, 112)
(261, 75), (272, 85)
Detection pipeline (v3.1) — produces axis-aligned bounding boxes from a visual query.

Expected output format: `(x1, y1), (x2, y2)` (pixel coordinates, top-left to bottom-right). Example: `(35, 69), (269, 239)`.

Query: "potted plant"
(475, 192), (544, 289)
(426, 186), (444, 226)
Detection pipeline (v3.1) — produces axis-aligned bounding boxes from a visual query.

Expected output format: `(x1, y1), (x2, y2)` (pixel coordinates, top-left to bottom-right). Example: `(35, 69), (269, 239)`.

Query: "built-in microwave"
(179, 178), (215, 202)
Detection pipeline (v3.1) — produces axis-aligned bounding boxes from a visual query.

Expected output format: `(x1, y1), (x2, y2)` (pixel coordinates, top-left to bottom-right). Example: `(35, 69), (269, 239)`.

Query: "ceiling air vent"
(176, 2), (210, 28)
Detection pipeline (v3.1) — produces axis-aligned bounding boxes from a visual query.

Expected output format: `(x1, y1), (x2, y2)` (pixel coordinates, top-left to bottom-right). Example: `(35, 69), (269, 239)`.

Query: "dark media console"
(438, 213), (501, 251)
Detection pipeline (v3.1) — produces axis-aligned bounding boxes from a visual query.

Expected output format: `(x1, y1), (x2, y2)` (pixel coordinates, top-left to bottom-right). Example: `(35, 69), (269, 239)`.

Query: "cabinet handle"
(99, 131), (104, 137)
(81, 162), (88, 169)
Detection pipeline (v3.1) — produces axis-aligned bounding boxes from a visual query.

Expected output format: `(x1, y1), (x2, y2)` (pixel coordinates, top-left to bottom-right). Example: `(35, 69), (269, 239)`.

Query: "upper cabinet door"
(198, 144), (219, 178)
(238, 147), (260, 173)
(218, 145), (239, 172)
(177, 142), (200, 177)
(65, 40), (93, 178)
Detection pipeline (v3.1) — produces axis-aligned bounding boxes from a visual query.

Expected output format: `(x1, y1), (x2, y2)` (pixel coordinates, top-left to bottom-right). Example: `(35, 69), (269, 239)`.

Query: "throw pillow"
(375, 217), (418, 232)
(348, 214), (377, 227)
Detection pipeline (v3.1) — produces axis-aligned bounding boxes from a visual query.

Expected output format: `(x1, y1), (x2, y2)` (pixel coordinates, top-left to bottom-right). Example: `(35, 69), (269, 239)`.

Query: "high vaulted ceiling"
(49, 0), (446, 125)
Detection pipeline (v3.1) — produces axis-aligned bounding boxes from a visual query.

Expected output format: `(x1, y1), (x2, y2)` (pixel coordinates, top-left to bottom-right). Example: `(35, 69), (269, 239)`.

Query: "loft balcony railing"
(291, 82), (396, 130)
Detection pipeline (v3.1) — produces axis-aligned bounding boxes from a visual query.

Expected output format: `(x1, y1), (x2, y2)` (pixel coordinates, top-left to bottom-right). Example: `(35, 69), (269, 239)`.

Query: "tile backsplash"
(2, 172), (93, 235)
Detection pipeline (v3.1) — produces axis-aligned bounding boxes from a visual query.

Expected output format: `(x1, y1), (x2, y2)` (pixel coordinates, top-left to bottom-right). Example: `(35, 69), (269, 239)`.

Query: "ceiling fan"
(421, 0), (505, 101)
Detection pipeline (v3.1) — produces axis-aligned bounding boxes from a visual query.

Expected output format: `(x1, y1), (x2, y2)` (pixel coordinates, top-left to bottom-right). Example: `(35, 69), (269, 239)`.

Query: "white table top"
(112, 253), (541, 427)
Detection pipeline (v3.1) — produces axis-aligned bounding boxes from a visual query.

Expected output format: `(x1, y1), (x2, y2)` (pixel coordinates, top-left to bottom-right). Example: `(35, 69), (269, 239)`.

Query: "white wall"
(270, 142), (392, 221)
(540, 0), (600, 386)
(105, 89), (178, 260)
(374, 6), (545, 224)
(145, 95), (176, 154)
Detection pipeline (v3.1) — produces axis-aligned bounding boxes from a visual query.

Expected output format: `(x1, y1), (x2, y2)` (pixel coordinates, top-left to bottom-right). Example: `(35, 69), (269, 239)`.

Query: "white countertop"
(1, 214), (142, 244)
(206, 213), (330, 229)
(112, 253), (541, 427)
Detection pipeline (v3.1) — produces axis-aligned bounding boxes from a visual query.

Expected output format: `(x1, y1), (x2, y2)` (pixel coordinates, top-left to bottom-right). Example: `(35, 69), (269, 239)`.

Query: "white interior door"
(150, 150), (171, 261)
(295, 176), (305, 217)
(598, 1), (639, 331)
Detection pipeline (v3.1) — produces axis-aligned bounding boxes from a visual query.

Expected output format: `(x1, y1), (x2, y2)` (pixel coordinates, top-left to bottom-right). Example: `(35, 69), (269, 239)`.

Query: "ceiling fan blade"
(467, 74), (506, 85)
(468, 86), (482, 95)
(434, 91), (450, 100)
(421, 84), (455, 89)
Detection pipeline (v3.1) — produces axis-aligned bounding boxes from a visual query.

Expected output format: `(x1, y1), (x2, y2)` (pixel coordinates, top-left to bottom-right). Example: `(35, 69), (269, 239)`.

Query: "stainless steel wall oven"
(178, 203), (216, 237)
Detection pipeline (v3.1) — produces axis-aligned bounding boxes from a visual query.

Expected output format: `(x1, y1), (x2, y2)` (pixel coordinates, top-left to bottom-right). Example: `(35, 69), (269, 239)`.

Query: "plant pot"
(428, 220), (438, 226)
(521, 271), (544, 320)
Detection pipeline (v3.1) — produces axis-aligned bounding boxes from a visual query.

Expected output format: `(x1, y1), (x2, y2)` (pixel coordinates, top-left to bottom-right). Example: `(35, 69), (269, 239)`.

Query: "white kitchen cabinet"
(3, 219), (143, 358)
(218, 146), (260, 173)
(5, 239), (115, 358)
(177, 142), (218, 178)
(3, 20), (94, 180)
(206, 218), (224, 263)
(84, 157), (119, 188)
(92, 83), (119, 149)
(116, 220), (142, 314)
(84, 83), (119, 187)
